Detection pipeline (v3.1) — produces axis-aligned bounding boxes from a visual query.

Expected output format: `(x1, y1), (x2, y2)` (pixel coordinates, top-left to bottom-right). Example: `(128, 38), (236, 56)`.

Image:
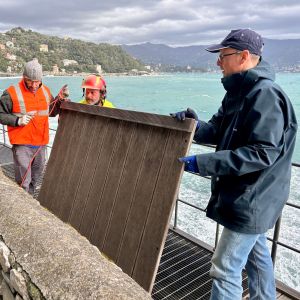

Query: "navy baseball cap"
(205, 29), (264, 56)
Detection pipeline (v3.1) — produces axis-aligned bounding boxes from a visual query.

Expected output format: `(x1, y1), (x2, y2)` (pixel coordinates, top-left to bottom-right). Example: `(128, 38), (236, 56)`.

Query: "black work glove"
(170, 108), (199, 129)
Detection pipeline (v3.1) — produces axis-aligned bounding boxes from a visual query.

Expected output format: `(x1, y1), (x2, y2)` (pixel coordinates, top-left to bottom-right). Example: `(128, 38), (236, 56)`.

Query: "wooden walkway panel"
(38, 102), (195, 292)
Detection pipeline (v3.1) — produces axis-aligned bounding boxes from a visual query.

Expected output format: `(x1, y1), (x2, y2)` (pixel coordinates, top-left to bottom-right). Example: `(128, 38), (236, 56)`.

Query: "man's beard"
(86, 98), (102, 106)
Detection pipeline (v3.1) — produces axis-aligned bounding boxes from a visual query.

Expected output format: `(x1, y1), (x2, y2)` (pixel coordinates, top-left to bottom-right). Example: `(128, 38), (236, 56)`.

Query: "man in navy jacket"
(172, 29), (297, 299)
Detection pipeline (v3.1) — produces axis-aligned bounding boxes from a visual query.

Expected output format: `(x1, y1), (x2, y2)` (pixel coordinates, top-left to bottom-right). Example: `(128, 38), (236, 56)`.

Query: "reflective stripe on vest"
(12, 84), (50, 117)
(14, 84), (26, 114)
(41, 85), (50, 105)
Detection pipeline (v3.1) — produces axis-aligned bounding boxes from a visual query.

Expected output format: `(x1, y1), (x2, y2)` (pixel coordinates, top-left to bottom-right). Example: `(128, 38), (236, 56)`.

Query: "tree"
(2, 27), (146, 74)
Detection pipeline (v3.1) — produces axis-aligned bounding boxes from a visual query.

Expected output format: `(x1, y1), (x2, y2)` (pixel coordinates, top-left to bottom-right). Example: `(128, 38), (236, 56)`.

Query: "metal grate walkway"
(152, 230), (213, 299)
(152, 230), (250, 300)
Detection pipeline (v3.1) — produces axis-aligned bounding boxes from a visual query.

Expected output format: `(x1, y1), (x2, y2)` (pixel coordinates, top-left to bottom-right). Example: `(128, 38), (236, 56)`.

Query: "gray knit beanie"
(23, 58), (43, 81)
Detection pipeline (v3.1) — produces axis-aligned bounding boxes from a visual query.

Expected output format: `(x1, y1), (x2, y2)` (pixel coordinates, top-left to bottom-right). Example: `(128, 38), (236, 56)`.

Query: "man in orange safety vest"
(0, 58), (68, 195)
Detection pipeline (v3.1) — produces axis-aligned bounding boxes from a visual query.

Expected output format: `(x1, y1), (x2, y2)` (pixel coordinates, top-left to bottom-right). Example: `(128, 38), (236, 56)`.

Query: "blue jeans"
(210, 227), (276, 300)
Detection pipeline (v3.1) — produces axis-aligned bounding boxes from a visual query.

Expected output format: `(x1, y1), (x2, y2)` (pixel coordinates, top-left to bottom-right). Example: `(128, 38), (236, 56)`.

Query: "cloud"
(0, 0), (300, 46)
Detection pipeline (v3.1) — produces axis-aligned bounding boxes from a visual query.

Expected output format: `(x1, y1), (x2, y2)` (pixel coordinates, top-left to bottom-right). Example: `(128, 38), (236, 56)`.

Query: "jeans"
(209, 227), (276, 300)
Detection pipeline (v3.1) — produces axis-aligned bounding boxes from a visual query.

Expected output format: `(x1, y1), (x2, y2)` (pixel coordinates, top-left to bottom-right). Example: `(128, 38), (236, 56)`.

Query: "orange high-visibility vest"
(7, 79), (51, 145)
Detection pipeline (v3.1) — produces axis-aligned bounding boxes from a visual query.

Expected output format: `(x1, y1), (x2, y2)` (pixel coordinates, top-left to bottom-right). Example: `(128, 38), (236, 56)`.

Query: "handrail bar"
(269, 237), (300, 254)
(197, 142), (300, 167)
(176, 197), (300, 256)
(180, 170), (300, 210)
(177, 196), (300, 219)
(177, 198), (207, 213)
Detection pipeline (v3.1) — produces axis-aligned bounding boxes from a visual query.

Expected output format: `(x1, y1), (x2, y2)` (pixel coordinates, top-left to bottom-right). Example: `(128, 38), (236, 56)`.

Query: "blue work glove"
(170, 108), (200, 129)
(179, 155), (199, 173)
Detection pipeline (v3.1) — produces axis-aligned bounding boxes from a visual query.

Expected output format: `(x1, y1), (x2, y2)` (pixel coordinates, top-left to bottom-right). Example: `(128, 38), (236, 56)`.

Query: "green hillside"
(0, 27), (146, 74)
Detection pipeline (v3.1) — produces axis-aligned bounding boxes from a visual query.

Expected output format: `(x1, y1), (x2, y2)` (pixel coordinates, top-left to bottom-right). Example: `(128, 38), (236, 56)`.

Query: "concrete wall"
(0, 170), (151, 300)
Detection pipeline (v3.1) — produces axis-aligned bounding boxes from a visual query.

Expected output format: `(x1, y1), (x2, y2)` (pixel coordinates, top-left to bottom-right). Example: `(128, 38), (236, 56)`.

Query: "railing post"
(271, 215), (282, 266)
(1, 125), (6, 145)
(214, 223), (220, 250)
(46, 146), (49, 161)
(173, 197), (179, 229)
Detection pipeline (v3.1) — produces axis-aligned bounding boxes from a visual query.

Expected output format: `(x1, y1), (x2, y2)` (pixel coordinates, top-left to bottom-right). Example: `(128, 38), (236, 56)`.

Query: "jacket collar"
(221, 59), (274, 95)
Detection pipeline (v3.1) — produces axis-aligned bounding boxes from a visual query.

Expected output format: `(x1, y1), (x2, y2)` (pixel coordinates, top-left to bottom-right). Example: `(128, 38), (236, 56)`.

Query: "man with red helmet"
(79, 74), (115, 108)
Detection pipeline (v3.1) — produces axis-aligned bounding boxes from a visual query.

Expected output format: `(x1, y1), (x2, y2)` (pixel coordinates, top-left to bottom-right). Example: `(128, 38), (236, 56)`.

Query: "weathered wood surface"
(0, 171), (151, 300)
(39, 102), (195, 291)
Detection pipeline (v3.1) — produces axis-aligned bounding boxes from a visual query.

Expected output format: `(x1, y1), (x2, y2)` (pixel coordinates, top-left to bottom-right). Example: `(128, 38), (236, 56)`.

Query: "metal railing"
(1, 124), (7, 146)
(1, 124), (300, 265)
(173, 168), (300, 261)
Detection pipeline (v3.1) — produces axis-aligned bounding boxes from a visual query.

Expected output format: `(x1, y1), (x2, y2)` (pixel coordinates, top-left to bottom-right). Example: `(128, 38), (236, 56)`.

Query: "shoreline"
(0, 71), (157, 78)
(1, 69), (300, 79)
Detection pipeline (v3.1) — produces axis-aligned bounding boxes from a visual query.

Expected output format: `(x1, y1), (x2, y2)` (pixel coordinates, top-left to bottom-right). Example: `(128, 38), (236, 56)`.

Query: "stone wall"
(0, 171), (152, 300)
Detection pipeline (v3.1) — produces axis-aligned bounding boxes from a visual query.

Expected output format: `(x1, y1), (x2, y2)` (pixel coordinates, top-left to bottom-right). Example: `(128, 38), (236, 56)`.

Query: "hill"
(0, 27), (146, 74)
(122, 39), (300, 72)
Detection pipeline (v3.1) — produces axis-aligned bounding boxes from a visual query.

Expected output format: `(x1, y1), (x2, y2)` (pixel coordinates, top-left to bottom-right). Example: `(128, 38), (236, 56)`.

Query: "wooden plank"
(116, 127), (172, 276)
(38, 110), (77, 208)
(132, 129), (192, 291)
(78, 118), (121, 239)
(40, 103), (195, 292)
(67, 117), (109, 230)
(89, 121), (136, 250)
(61, 102), (195, 133)
(57, 114), (97, 222)
(46, 111), (85, 214)
(101, 123), (152, 262)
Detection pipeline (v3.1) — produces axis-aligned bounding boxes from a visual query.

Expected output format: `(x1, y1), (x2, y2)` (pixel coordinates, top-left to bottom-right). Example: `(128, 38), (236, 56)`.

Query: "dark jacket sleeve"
(49, 95), (59, 117)
(0, 90), (19, 126)
(196, 87), (285, 177)
(194, 104), (224, 145)
(49, 96), (70, 117)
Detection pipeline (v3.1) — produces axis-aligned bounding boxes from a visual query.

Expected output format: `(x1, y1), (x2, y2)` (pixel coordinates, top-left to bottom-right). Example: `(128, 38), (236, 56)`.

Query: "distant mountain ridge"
(122, 39), (300, 71)
(2, 27), (299, 74)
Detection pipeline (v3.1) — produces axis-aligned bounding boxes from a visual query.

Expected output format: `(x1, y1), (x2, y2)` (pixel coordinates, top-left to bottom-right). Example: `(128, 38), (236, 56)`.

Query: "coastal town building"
(40, 44), (48, 52)
(96, 64), (102, 74)
(5, 41), (13, 48)
(63, 59), (78, 67)
(52, 64), (59, 74)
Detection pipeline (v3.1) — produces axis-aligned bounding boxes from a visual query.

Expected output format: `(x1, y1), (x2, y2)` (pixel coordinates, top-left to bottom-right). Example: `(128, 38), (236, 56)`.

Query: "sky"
(0, 0), (300, 47)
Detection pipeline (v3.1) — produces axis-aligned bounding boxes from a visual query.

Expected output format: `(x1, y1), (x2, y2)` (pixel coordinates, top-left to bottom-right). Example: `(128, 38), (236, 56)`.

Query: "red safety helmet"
(81, 74), (106, 90)
(81, 74), (107, 101)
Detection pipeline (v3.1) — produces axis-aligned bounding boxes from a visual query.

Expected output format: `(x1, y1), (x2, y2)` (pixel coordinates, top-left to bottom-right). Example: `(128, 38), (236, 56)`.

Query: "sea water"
(1, 72), (299, 291)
